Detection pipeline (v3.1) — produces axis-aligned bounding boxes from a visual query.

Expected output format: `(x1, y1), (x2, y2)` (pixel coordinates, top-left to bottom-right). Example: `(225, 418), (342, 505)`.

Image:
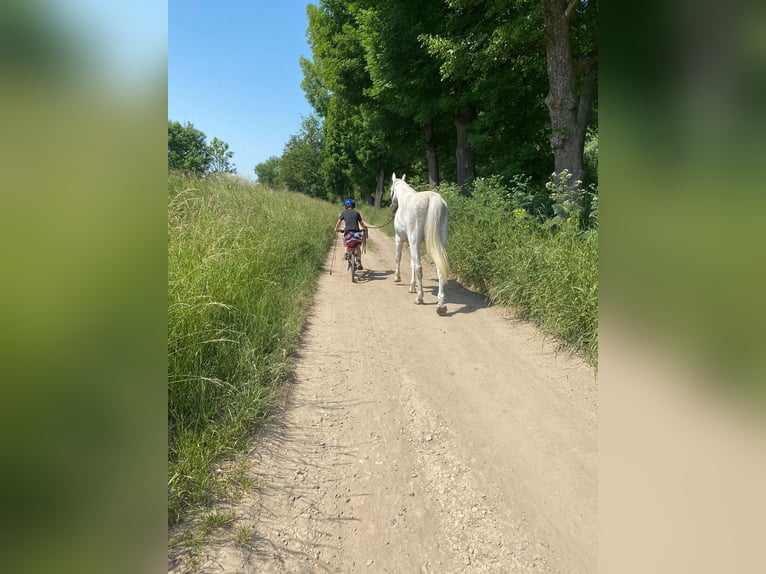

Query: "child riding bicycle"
(334, 198), (369, 269)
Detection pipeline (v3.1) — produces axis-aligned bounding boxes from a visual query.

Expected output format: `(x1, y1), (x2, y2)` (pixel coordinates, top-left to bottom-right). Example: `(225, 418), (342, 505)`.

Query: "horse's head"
(390, 172), (405, 213)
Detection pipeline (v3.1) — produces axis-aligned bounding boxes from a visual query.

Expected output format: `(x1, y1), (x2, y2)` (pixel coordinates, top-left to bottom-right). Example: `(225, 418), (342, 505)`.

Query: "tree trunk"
(424, 120), (440, 188)
(455, 111), (475, 195)
(542, 0), (585, 212)
(374, 165), (384, 208)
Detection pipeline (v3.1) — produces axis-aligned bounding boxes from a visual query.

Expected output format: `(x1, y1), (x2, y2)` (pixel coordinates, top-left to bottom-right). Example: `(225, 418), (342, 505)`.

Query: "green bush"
(439, 176), (598, 363)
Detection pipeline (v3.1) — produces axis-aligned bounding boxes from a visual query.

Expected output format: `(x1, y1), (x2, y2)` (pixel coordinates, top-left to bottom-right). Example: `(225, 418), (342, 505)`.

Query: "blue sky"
(169, 1), (316, 178)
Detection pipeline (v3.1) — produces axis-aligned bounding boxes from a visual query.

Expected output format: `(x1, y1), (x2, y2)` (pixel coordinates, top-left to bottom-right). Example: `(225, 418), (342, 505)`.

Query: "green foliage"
(298, 0), (596, 191)
(167, 171), (338, 525)
(491, 224), (598, 363)
(168, 120), (211, 173)
(254, 155), (281, 186)
(235, 525), (253, 547)
(505, 174), (554, 218)
(417, 0), (552, 181)
(208, 137), (236, 174)
(438, 181), (501, 293)
(277, 115), (325, 198)
(444, 173), (552, 220)
(357, 0), (444, 122)
(546, 169), (598, 229)
(302, 1), (424, 197)
(439, 176), (598, 363)
(168, 120), (237, 176)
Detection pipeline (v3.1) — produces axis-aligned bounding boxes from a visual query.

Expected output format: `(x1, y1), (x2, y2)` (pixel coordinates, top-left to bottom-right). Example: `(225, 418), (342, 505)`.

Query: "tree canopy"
(168, 120), (237, 176)
(173, 2), (598, 206)
(208, 137), (237, 174)
(268, 0), (597, 206)
(168, 121), (211, 174)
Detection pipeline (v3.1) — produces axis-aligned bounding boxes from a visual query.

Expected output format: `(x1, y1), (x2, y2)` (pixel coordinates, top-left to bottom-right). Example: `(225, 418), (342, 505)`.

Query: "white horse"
(390, 173), (450, 315)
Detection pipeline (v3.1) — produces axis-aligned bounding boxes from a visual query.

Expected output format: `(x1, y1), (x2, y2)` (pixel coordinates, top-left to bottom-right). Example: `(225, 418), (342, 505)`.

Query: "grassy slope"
(168, 172), (338, 524)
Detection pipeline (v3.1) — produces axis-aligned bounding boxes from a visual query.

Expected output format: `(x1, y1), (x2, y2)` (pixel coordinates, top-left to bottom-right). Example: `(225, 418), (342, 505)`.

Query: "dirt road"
(169, 227), (597, 573)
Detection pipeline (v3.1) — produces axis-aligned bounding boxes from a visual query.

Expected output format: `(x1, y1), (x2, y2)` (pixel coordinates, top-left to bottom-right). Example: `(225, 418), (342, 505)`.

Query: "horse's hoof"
(408, 287), (417, 293)
(414, 299), (423, 305)
(436, 305), (447, 316)
(394, 277), (401, 283)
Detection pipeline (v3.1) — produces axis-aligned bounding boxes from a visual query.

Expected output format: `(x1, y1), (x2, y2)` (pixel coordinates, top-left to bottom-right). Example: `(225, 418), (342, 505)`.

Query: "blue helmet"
(344, 198), (355, 208)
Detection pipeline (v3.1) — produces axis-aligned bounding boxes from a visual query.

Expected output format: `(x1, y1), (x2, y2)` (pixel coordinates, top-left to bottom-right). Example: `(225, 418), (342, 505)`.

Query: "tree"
(303, 1), (378, 202)
(541, 0), (598, 209)
(254, 156), (281, 186)
(208, 137), (236, 174)
(168, 120), (211, 173)
(278, 115), (325, 198)
(357, 0), (449, 188)
(301, 1), (414, 205)
(302, 1), (372, 200)
(423, 0), (552, 184)
(297, 0), (597, 204)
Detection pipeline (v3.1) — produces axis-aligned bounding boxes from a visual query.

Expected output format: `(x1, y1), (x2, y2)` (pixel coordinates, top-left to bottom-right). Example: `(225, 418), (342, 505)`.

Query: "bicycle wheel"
(349, 250), (357, 282)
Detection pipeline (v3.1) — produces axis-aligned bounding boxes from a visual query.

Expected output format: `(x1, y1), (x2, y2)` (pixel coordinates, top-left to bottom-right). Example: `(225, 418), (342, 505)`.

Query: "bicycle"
(346, 246), (360, 282)
(340, 230), (365, 283)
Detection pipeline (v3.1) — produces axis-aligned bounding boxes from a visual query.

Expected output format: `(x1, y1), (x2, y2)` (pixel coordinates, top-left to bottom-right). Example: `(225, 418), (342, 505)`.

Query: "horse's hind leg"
(435, 268), (446, 313)
(416, 263), (424, 305)
(435, 277), (447, 315)
(410, 248), (424, 304)
(393, 235), (403, 282)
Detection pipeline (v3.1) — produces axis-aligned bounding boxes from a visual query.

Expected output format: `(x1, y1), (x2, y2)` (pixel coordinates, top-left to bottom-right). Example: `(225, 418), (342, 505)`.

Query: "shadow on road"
(397, 277), (490, 316)
(440, 281), (491, 316)
(353, 268), (394, 283)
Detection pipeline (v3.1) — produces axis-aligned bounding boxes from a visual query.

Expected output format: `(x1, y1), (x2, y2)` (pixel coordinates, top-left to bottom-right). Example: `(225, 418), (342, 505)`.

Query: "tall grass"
(440, 179), (598, 363)
(490, 224), (598, 361)
(168, 172), (338, 525)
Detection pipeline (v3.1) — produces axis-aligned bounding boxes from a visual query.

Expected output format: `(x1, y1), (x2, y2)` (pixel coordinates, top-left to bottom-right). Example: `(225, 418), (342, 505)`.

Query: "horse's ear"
(402, 174), (406, 181)
(392, 172), (396, 181)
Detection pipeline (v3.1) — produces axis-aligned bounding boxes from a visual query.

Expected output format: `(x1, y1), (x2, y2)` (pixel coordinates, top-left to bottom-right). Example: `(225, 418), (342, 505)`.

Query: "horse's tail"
(425, 194), (450, 280)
